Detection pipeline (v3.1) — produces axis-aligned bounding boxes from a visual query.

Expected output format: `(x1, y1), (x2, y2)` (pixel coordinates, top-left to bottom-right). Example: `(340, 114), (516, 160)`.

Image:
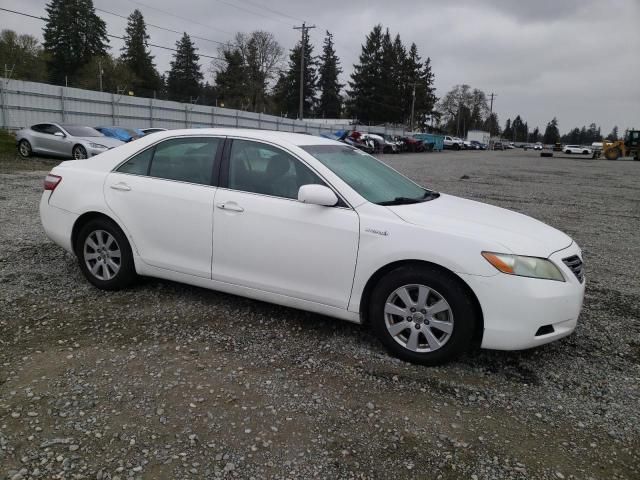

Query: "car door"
(212, 138), (360, 309)
(39, 124), (70, 155)
(28, 124), (54, 154)
(104, 136), (223, 278)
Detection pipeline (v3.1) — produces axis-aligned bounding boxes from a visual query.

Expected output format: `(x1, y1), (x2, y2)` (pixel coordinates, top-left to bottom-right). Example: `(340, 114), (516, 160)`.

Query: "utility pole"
(98, 59), (103, 92)
(293, 22), (315, 121)
(409, 83), (416, 132)
(488, 92), (497, 147)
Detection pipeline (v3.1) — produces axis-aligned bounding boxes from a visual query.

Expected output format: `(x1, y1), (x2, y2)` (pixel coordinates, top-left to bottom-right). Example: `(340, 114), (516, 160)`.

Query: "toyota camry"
(39, 129), (585, 365)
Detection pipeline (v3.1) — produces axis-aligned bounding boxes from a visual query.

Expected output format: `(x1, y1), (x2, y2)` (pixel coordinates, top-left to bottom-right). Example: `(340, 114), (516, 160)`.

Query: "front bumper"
(87, 146), (110, 157)
(459, 243), (585, 350)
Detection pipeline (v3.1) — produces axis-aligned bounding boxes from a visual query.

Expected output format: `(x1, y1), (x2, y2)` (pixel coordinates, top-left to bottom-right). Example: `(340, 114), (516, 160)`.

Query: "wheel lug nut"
(421, 309), (426, 314)
(407, 317), (412, 321)
(410, 308), (416, 313)
(415, 324), (421, 329)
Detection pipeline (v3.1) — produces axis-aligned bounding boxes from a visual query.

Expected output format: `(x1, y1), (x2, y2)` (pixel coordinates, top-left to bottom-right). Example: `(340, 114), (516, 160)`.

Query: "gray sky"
(2, 0), (639, 133)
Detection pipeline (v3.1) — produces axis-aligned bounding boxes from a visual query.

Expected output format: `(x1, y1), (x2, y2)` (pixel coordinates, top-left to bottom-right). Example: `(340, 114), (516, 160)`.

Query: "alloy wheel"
(384, 284), (454, 353)
(83, 230), (121, 281)
(73, 146), (87, 159)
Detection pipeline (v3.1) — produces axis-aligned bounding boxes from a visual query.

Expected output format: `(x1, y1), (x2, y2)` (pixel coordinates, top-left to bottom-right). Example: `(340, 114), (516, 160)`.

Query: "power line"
(124, 0), (233, 35)
(0, 7), (224, 61)
(237, 0), (304, 23)
(212, 0), (294, 26)
(96, 8), (228, 47)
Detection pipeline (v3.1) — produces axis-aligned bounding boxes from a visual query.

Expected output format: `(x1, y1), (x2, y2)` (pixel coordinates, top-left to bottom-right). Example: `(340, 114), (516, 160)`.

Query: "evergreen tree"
(120, 9), (161, 97)
(317, 31), (343, 118)
(531, 126), (540, 142)
(43, 0), (109, 85)
(166, 33), (203, 103)
(215, 48), (248, 109)
(348, 25), (384, 124)
(543, 117), (560, 144)
(607, 125), (619, 141)
(503, 118), (512, 140)
(484, 112), (500, 137)
(273, 32), (317, 118)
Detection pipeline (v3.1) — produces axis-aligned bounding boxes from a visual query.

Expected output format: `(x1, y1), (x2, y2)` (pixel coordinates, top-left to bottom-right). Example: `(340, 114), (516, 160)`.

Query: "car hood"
(386, 193), (572, 258)
(76, 136), (124, 148)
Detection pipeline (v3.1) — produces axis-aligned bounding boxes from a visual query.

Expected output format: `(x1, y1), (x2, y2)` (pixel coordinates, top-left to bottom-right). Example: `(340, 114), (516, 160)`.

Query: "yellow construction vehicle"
(596, 130), (640, 160)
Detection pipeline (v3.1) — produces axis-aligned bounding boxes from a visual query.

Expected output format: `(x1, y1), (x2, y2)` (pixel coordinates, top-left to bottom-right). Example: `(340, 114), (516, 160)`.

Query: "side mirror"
(53, 131), (65, 137)
(298, 184), (338, 207)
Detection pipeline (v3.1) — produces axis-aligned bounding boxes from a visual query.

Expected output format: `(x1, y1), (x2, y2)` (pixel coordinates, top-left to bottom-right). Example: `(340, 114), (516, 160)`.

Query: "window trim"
(112, 135), (225, 187)
(219, 136), (352, 209)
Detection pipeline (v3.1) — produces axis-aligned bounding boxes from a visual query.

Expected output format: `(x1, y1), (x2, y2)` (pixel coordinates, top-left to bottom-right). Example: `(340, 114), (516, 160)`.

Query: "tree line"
(0, 0), (629, 137)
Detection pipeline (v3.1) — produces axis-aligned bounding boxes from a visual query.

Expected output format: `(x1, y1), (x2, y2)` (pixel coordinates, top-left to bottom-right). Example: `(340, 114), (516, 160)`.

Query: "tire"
(604, 147), (620, 161)
(454, 144), (461, 150)
(18, 139), (32, 158)
(73, 145), (88, 160)
(369, 265), (477, 366)
(582, 150), (589, 155)
(75, 217), (136, 290)
(565, 150), (571, 154)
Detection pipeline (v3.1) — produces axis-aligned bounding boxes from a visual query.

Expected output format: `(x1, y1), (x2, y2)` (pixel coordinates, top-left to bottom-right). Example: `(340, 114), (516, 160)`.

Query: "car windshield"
(301, 145), (436, 205)
(62, 126), (103, 137)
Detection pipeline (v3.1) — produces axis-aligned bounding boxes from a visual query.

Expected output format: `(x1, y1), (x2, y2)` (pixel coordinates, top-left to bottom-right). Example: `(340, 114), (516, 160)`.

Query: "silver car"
(16, 123), (124, 159)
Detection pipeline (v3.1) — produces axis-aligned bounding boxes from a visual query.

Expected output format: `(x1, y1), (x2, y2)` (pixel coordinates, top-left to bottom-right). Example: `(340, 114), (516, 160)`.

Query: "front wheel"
(18, 140), (32, 158)
(73, 145), (88, 160)
(76, 218), (136, 290)
(565, 150), (571, 154)
(369, 265), (477, 365)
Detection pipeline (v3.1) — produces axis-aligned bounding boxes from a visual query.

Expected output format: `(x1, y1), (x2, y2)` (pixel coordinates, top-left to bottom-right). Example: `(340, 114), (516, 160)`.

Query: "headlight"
(90, 143), (107, 149)
(482, 252), (565, 281)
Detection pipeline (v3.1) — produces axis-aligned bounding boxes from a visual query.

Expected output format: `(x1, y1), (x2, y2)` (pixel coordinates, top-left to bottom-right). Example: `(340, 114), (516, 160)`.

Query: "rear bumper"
(40, 192), (78, 254)
(460, 243), (585, 350)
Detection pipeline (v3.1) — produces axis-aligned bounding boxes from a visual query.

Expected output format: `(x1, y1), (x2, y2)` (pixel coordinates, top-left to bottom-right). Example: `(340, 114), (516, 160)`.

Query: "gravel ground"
(1, 149), (639, 480)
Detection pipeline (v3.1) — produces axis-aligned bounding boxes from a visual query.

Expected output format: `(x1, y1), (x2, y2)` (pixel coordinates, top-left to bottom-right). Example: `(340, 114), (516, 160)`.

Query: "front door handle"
(216, 202), (244, 213)
(110, 182), (131, 191)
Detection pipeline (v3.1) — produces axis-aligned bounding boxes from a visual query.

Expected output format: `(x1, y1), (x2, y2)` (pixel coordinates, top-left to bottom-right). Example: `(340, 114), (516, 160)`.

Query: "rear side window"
(117, 148), (153, 175)
(116, 137), (221, 185)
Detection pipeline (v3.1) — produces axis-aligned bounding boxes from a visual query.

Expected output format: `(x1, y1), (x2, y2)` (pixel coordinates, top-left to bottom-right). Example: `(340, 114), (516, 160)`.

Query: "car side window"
(42, 125), (62, 135)
(228, 139), (325, 200)
(31, 124), (47, 133)
(117, 147), (154, 176)
(148, 137), (220, 185)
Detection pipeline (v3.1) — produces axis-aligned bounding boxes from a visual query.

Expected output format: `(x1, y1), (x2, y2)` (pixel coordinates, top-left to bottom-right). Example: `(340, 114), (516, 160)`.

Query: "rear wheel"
(369, 265), (477, 365)
(73, 145), (88, 160)
(565, 149), (571, 154)
(18, 140), (32, 158)
(76, 218), (136, 290)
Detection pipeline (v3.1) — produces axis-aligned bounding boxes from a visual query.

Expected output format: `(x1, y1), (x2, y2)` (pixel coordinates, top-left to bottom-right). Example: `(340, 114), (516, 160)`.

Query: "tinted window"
(117, 148), (154, 175)
(301, 145), (428, 204)
(228, 139), (324, 199)
(61, 126), (103, 137)
(149, 137), (220, 185)
(31, 124), (49, 133)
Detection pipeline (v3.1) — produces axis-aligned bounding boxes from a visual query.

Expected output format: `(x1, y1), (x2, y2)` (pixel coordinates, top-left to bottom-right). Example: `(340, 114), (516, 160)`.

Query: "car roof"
(144, 128), (341, 147)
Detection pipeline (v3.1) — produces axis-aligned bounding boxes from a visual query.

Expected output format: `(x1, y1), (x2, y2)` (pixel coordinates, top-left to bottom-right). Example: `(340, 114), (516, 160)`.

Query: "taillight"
(44, 174), (62, 191)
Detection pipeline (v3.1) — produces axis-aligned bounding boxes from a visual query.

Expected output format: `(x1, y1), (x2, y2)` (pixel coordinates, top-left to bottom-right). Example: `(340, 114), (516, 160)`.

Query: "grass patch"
(0, 130), (60, 173)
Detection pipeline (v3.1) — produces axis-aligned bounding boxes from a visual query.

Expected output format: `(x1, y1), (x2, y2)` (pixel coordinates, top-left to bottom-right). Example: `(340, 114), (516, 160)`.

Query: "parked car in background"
(140, 128), (168, 135)
(505, 142), (516, 149)
(96, 126), (145, 143)
(564, 145), (592, 155)
(443, 136), (463, 150)
(382, 134), (402, 153)
(468, 140), (486, 150)
(16, 123), (124, 159)
(493, 141), (504, 150)
(39, 129), (585, 365)
(533, 143), (543, 150)
(402, 136), (426, 153)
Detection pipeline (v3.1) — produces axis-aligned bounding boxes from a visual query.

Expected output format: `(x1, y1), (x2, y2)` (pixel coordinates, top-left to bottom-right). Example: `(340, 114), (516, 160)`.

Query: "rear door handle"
(110, 182), (131, 191)
(216, 202), (244, 213)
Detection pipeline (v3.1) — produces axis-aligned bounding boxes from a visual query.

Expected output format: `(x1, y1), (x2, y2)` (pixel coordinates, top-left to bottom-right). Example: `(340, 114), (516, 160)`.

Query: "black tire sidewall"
(369, 266), (477, 366)
(19, 140), (31, 157)
(74, 145), (87, 159)
(76, 218), (136, 290)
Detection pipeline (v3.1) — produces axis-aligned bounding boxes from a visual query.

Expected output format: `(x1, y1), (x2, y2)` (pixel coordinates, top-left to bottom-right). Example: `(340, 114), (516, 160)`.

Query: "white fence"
(0, 78), (407, 137)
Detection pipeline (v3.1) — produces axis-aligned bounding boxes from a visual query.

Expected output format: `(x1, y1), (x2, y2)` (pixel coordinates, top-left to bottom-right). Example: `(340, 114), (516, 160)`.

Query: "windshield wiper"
(377, 190), (440, 206)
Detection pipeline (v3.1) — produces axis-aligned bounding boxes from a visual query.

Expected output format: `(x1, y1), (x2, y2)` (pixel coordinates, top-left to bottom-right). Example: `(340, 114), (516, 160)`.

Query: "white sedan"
(564, 145), (592, 155)
(40, 129), (585, 365)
